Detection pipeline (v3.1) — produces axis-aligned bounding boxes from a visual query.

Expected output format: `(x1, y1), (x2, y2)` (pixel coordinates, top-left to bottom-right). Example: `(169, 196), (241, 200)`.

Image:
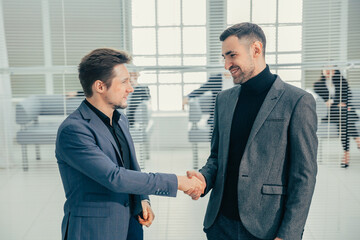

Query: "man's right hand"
(177, 175), (205, 199)
(184, 170), (207, 200)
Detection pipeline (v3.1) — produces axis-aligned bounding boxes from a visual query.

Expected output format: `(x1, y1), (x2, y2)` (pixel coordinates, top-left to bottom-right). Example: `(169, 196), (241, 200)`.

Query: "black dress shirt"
(84, 100), (131, 169)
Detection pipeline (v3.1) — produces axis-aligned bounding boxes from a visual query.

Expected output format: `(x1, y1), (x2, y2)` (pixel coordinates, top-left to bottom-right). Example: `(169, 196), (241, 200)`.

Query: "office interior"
(0, 0), (359, 239)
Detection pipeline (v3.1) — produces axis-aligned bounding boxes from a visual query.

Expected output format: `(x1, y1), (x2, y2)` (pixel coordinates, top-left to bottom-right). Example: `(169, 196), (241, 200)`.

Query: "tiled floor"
(0, 142), (359, 240)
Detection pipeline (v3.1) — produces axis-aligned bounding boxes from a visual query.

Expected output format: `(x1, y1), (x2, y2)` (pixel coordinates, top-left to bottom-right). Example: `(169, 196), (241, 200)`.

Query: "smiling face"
(221, 36), (257, 85)
(103, 64), (134, 109)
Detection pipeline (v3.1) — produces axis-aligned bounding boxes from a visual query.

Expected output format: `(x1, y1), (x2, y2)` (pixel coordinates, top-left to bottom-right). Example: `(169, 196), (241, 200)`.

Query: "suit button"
(124, 202), (129, 207)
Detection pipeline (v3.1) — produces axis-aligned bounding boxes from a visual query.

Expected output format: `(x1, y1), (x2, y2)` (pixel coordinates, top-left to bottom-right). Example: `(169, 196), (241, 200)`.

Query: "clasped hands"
(177, 170), (206, 200)
(138, 171), (205, 228)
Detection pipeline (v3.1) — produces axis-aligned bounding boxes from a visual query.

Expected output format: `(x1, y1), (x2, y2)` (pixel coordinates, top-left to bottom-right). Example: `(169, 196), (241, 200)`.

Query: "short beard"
(114, 103), (127, 109)
(233, 67), (255, 85)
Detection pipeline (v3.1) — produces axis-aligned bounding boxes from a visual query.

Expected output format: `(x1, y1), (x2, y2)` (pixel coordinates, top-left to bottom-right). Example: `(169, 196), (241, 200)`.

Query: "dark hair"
(78, 48), (132, 97)
(220, 22), (266, 56)
(320, 69), (343, 86)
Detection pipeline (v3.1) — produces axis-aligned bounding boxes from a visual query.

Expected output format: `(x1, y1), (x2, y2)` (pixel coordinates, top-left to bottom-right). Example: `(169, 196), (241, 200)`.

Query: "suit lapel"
(221, 86), (241, 172)
(78, 102), (124, 166)
(244, 77), (285, 152)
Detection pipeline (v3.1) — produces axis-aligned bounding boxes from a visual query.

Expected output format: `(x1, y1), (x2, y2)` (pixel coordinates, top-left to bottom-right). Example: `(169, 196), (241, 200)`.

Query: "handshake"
(177, 171), (206, 200)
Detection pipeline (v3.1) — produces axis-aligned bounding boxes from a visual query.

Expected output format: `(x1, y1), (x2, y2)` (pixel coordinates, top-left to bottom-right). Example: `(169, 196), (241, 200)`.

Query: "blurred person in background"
(126, 70), (151, 127)
(314, 67), (360, 168)
(182, 72), (233, 126)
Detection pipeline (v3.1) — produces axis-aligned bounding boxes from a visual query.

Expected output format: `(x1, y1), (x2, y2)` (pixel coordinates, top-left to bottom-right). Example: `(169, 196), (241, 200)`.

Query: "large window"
(131, 0), (207, 111)
(227, 0), (303, 88)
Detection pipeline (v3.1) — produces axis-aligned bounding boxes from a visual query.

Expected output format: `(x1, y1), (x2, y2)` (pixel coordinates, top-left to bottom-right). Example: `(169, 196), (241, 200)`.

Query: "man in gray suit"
(187, 23), (318, 240)
(56, 48), (204, 240)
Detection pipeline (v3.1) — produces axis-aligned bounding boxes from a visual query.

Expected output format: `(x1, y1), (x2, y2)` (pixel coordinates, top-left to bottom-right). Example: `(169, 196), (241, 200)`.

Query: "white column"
(0, 0), (13, 168)
(42, 0), (54, 94)
(340, 0), (348, 77)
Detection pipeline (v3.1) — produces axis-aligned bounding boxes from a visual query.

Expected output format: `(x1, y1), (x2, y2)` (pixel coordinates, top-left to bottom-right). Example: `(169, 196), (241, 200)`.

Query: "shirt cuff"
(142, 199), (151, 206)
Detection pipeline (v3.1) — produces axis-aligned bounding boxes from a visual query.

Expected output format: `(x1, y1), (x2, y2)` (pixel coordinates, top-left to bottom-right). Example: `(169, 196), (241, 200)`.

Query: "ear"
(93, 80), (106, 94)
(252, 41), (263, 58)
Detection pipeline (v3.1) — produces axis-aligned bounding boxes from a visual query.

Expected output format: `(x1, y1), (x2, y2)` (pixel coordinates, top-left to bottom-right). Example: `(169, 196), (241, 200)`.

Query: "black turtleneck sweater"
(220, 65), (276, 220)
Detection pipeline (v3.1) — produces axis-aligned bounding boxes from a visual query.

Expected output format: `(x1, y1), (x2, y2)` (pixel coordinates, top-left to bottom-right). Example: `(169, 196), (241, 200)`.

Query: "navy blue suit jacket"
(56, 101), (177, 240)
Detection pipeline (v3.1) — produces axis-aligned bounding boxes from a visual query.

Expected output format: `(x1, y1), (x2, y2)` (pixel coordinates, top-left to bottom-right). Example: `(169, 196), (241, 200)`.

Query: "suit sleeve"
(199, 94), (220, 195)
(56, 123), (178, 197)
(277, 93), (318, 239)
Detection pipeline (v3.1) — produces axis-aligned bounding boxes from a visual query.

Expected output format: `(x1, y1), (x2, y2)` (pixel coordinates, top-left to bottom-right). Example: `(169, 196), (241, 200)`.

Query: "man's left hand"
(138, 200), (154, 227)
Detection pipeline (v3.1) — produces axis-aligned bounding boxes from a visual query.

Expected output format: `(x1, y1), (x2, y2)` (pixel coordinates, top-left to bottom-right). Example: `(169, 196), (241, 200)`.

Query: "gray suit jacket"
(56, 101), (178, 240)
(199, 77), (318, 240)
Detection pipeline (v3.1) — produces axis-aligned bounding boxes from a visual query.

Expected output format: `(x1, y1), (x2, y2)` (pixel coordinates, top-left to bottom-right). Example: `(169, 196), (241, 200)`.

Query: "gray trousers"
(205, 214), (267, 240)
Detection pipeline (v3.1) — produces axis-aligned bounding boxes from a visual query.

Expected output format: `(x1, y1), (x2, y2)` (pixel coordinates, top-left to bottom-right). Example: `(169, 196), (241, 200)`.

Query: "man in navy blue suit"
(56, 48), (204, 240)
